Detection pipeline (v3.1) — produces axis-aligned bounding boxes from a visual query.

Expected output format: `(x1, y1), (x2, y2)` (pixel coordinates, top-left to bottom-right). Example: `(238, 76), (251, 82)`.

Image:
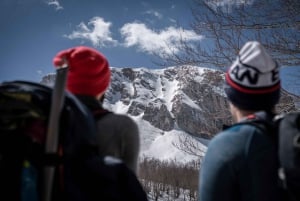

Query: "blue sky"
(0, 0), (199, 82)
(1, 0), (299, 96)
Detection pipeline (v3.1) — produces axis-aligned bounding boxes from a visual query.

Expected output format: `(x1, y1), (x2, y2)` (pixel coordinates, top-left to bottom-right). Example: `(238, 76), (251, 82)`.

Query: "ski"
(43, 61), (69, 201)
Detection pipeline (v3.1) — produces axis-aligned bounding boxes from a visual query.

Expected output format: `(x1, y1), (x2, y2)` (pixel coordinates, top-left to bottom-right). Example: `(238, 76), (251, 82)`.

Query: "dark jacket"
(76, 95), (140, 174)
(199, 112), (281, 201)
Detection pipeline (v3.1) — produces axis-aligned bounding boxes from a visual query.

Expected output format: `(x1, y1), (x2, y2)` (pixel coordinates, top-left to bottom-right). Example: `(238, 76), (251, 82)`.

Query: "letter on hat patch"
(271, 69), (279, 83)
(231, 65), (259, 85)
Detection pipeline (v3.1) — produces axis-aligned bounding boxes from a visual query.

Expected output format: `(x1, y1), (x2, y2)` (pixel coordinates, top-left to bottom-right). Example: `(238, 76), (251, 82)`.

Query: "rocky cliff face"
(104, 66), (233, 139)
(41, 65), (300, 140)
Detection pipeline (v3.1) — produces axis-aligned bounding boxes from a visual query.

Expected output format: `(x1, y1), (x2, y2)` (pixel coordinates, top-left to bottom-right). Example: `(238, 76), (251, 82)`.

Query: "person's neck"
(235, 113), (248, 122)
(235, 109), (257, 122)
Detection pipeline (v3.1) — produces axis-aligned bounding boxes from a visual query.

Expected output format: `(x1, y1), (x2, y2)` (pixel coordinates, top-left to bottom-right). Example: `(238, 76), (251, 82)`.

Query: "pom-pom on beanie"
(225, 41), (281, 111)
(53, 46), (111, 97)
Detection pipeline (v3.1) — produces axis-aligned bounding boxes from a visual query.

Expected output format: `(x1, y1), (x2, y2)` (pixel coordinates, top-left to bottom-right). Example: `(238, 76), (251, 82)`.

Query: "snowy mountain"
(41, 65), (300, 163)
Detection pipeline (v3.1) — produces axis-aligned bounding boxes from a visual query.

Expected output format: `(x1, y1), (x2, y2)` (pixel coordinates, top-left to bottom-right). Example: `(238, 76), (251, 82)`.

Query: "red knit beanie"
(53, 46), (111, 96)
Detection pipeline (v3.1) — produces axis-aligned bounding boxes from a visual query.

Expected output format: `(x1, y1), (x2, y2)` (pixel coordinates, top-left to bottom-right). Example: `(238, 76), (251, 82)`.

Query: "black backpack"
(277, 112), (300, 201)
(0, 80), (148, 201)
(239, 111), (300, 201)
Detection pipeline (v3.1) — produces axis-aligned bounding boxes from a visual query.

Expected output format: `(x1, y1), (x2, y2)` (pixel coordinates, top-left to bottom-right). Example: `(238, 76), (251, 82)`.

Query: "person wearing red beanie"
(53, 46), (140, 174)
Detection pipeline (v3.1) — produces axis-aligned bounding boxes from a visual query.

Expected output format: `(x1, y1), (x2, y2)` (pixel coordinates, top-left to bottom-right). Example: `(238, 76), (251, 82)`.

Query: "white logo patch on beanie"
(227, 41), (280, 90)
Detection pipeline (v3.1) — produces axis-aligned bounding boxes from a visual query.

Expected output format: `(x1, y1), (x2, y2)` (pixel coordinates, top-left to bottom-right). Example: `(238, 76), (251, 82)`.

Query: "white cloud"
(46, 0), (63, 11)
(169, 18), (177, 24)
(120, 23), (203, 56)
(64, 17), (118, 47)
(37, 70), (43, 75)
(206, 0), (254, 12)
(145, 10), (163, 19)
(225, 0), (254, 5)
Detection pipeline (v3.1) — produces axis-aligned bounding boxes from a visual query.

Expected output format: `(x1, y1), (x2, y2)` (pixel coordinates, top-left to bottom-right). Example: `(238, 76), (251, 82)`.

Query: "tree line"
(138, 157), (200, 201)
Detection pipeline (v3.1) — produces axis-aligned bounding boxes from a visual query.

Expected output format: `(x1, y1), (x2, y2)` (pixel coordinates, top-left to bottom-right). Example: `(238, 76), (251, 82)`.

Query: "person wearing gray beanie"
(199, 41), (283, 201)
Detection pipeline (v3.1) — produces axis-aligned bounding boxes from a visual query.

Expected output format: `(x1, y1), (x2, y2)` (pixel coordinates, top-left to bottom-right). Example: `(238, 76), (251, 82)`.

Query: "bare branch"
(156, 0), (300, 69)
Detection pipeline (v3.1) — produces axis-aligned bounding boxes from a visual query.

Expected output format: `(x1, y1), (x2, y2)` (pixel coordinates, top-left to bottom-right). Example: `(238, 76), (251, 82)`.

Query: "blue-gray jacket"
(199, 119), (280, 201)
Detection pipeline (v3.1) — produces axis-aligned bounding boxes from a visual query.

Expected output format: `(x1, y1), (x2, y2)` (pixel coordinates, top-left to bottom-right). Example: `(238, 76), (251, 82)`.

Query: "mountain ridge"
(41, 65), (300, 162)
